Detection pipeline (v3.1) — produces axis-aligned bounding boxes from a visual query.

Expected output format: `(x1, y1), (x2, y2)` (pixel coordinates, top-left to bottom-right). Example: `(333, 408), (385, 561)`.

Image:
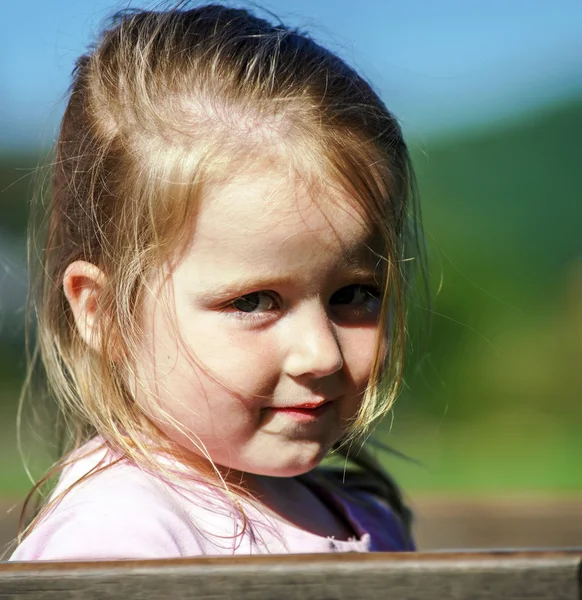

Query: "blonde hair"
(19, 3), (425, 541)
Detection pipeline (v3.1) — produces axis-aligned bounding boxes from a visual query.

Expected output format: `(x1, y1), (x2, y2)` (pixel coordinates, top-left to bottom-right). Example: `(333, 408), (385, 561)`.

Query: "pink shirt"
(10, 443), (413, 561)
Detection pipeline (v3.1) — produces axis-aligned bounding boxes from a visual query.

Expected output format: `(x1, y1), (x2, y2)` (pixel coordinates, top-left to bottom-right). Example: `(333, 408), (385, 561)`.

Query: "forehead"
(162, 161), (386, 297)
(192, 165), (375, 254)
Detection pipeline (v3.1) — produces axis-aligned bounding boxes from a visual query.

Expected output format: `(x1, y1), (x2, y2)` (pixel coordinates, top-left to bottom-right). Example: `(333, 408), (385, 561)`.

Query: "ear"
(63, 261), (107, 351)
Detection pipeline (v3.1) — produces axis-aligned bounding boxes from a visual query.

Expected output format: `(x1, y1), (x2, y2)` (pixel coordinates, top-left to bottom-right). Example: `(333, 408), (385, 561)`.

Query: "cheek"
(339, 326), (378, 387)
(183, 324), (282, 396)
(151, 308), (284, 421)
(336, 327), (379, 428)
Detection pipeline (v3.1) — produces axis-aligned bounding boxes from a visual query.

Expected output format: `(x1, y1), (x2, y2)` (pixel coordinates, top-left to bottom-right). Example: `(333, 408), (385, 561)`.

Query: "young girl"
(10, 3), (424, 560)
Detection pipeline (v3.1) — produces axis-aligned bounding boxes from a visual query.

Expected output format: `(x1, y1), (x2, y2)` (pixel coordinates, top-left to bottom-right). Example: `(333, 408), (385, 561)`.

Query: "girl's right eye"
(230, 292), (277, 314)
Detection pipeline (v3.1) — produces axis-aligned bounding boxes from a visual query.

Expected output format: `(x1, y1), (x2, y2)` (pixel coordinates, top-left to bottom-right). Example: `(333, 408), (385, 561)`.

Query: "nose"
(282, 302), (344, 380)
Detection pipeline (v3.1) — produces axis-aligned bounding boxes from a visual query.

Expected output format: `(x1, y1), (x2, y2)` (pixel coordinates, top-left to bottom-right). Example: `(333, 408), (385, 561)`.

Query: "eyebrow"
(194, 262), (382, 303)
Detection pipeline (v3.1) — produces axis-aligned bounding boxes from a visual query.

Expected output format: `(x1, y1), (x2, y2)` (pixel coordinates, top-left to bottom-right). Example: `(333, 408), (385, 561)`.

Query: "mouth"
(269, 399), (334, 421)
(294, 401), (329, 409)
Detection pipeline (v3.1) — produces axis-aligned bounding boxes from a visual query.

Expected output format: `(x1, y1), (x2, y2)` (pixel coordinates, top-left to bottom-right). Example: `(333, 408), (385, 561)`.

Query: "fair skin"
(64, 161), (383, 538)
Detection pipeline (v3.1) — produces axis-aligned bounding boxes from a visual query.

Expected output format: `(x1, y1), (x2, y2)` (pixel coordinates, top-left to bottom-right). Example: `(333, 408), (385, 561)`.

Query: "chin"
(260, 449), (330, 478)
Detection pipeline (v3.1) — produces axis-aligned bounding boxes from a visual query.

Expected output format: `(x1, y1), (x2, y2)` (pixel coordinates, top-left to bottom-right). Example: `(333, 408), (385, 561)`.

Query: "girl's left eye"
(330, 284), (381, 311)
(230, 292), (277, 314)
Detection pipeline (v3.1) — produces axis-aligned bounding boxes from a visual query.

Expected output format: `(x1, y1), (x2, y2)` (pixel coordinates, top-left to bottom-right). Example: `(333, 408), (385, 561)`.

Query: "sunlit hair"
(17, 3), (426, 543)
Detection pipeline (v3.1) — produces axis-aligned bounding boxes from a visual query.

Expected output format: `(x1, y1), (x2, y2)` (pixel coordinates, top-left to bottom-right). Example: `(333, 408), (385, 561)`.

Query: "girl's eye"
(330, 285), (381, 312)
(231, 292), (277, 314)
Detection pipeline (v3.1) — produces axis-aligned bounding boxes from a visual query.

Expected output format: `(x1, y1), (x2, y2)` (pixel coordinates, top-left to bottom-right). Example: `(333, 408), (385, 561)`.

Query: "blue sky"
(2, 0), (582, 148)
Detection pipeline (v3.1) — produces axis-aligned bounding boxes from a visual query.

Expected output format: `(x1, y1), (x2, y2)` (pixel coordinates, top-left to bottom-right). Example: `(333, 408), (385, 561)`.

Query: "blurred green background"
(392, 96), (582, 494)
(1, 93), (581, 498)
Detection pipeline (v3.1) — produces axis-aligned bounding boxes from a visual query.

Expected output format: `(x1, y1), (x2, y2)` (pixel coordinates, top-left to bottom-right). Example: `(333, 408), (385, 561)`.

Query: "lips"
(267, 399), (334, 421)
(294, 401), (329, 409)
(275, 399), (331, 410)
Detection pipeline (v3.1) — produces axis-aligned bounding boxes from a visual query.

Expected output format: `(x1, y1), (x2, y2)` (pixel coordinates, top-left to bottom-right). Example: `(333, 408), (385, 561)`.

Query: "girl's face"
(134, 163), (383, 479)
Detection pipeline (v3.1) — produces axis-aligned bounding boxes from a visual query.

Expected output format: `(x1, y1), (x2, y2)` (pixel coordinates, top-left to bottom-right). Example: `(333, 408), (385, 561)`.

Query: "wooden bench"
(1, 550), (581, 599)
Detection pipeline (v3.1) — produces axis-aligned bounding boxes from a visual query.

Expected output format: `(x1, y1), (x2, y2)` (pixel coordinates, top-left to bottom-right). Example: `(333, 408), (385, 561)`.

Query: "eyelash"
(222, 291), (280, 323)
(222, 284), (382, 323)
(226, 290), (278, 320)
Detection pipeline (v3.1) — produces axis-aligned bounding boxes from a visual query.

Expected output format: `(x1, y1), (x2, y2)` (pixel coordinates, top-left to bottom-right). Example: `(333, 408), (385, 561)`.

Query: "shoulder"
(10, 444), (210, 561)
(306, 468), (415, 551)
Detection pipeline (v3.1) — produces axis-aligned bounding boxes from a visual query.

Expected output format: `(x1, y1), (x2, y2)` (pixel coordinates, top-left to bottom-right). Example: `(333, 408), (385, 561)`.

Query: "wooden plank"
(1, 551), (580, 600)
